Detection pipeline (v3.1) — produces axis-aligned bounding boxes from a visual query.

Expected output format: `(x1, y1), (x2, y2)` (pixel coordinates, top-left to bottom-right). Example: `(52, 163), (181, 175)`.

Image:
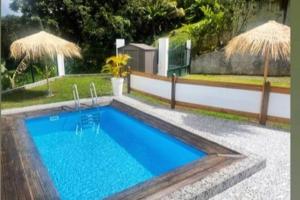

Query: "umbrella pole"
(259, 51), (271, 124)
(45, 65), (53, 97)
(263, 50), (270, 82)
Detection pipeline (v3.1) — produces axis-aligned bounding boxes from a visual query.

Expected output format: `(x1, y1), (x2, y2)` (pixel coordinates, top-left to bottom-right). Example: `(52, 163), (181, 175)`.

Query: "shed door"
(124, 50), (139, 71)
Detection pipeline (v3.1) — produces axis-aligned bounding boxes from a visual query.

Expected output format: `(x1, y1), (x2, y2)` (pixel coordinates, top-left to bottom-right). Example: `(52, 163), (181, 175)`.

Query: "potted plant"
(101, 54), (130, 96)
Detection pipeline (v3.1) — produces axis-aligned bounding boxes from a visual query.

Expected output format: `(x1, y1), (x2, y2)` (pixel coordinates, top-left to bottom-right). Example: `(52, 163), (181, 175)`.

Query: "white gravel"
(117, 96), (290, 200)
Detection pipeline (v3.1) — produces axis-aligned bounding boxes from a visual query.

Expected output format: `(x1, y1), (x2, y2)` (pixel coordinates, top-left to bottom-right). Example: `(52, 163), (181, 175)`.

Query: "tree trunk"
(9, 77), (16, 89)
(10, 72), (17, 89)
(281, 0), (289, 24)
(282, 7), (288, 24)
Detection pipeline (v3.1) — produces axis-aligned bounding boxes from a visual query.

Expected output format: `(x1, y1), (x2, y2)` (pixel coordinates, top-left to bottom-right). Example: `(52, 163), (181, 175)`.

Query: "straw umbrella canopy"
(10, 31), (81, 95)
(225, 20), (290, 82)
(10, 31), (81, 60)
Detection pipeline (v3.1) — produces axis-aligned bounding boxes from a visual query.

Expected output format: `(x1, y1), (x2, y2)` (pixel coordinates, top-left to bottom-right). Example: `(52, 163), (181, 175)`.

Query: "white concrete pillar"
(57, 54), (65, 76)
(116, 39), (125, 56)
(186, 39), (191, 65)
(158, 38), (169, 76)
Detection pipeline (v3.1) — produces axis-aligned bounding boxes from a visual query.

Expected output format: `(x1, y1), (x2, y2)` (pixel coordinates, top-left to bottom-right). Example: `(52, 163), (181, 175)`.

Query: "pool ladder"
(90, 82), (98, 106)
(74, 82), (101, 135)
(72, 84), (80, 110)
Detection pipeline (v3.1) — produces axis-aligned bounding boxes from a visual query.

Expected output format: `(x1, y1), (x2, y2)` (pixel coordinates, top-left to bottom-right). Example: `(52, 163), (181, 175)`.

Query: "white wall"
(267, 93), (290, 119)
(176, 83), (261, 114)
(130, 74), (290, 120)
(131, 75), (171, 99)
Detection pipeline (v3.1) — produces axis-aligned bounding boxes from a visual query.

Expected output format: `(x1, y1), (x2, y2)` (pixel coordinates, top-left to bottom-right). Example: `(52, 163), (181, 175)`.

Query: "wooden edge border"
(1, 115), (60, 199)
(130, 88), (290, 124)
(131, 71), (171, 82)
(2, 101), (244, 200)
(270, 86), (290, 94)
(130, 71), (290, 94)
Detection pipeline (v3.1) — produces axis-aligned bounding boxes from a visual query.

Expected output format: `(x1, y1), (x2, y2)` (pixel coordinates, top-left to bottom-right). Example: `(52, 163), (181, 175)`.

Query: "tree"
(1, 16), (43, 70)
(279, 0), (289, 24)
(10, 0), (185, 72)
(182, 0), (255, 55)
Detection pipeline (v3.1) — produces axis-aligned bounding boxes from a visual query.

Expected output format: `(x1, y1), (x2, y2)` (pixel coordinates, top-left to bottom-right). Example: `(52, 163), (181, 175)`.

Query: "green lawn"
(183, 74), (290, 88)
(1, 75), (112, 109)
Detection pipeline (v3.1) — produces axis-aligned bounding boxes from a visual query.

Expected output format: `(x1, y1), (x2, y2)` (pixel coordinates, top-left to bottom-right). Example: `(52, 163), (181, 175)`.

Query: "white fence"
(129, 72), (290, 123)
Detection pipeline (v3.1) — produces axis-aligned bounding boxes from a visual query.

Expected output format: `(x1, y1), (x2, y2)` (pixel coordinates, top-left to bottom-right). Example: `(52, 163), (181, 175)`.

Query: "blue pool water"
(25, 106), (207, 200)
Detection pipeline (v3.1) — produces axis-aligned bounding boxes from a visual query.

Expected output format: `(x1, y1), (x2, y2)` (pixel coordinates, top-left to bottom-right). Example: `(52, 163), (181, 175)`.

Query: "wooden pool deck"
(1, 109), (61, 200)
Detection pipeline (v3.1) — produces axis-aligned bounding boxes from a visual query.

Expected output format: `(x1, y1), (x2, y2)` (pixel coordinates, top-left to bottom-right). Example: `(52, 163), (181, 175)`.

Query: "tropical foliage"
(101, 54), (130, 78)
(6, 0), (184, 73)
(158, 0), (256, 55)
(1, 0), (288, 77)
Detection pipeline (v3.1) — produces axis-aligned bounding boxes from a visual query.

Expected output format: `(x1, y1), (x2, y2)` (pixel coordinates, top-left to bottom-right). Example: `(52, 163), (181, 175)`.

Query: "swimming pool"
(25, 105), (207, 200)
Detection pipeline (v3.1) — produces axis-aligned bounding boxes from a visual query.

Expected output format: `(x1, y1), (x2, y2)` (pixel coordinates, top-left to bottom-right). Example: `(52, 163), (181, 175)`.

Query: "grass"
(1, 75), (112, 109)
(183, 74), (290, 88)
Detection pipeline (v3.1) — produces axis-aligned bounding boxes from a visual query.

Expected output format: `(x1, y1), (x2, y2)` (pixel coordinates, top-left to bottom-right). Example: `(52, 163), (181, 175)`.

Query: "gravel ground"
(118, 96), (290, 200)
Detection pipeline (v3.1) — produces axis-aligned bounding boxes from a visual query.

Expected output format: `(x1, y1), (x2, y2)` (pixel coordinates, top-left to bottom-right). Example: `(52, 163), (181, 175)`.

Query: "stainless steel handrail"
(90, 82), (98, 106)
(72, 84), (80, 110)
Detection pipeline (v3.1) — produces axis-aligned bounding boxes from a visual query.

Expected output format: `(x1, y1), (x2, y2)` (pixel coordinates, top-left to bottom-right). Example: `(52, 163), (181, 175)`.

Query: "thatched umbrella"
(10, 31), (81, 96)
(225, 20), (290, 82)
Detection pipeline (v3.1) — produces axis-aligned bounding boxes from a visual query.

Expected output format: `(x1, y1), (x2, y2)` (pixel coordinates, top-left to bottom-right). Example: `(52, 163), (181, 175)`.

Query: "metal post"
(158, 38), (169, 76)
(116, 39), (125, 56)
(186, 40), (192, 74)
(127, 67), (131, 94)
(171, 73), (176, 109)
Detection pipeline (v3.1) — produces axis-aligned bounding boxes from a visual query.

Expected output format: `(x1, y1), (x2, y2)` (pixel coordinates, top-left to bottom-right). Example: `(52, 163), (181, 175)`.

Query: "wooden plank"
(131, 71), (171, 81)
(1, 114), (60, 200)
(270, 86), (290, 94)
(267, 116), (290, 123)
(1, 117), (33, 200)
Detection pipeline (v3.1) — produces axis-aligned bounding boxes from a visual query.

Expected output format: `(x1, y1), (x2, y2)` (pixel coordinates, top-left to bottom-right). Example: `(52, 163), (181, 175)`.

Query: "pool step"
(79, 113), (101, 129)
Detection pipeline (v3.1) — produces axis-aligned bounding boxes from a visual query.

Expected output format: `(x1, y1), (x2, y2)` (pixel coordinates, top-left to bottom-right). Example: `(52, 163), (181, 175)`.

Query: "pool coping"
(1, 97), (266, 200)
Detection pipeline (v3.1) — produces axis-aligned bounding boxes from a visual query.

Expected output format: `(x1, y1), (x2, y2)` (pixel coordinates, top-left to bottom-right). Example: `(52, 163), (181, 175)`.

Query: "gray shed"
(118, 43), (158, 74)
